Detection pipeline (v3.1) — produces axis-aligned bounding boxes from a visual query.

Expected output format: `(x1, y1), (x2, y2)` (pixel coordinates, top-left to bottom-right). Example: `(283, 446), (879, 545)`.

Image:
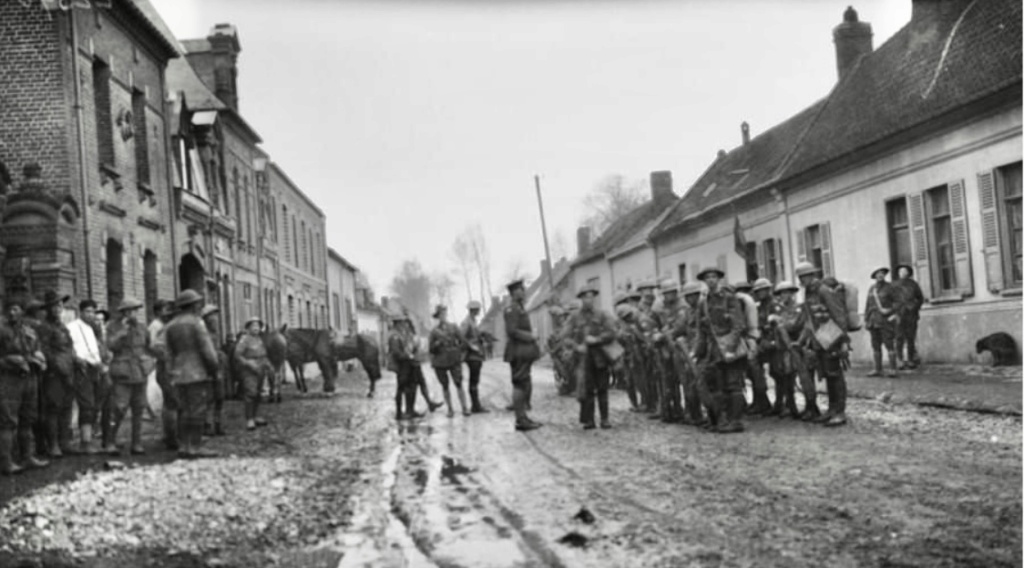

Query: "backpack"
(826, 279), (862, 332)
(734, 292), (761, 340)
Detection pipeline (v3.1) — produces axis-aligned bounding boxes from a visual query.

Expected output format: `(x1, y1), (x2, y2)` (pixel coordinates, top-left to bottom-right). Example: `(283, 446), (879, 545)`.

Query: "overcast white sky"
(150, 0), (911, 315)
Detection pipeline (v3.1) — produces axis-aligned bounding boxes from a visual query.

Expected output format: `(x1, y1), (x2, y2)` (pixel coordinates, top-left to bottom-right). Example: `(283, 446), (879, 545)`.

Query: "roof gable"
(573, 195), (676, 266)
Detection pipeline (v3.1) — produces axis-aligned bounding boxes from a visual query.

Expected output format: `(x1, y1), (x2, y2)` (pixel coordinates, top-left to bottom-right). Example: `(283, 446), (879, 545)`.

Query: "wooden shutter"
(775, 238), (785, 283)
(820, 222), (834, 278)
(949, 179), (973, 296)
(908, 192), (932, 299)
(978, 170), (1003, 292)
(756, 240), (766, 278)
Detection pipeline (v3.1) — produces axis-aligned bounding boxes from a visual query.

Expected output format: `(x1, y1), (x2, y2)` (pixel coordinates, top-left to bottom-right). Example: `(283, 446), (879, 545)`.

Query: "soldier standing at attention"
(0, 298), (49, 475)
(634, 279), (661, 415)
(566, 284), (617, 429)
(201, 305), (228, 436)
(429, 305), (470, 418)
(66, 300), (104, 453)
(653, 279), (685, 423)
(613, 293), (642, 412)
(388, 315), (422, 420)
(692, 268), (748, 434)
(734, 281), (771, 416)
(750, 278), (782, 416)
(893, 264), (925, 369)
(460, 301), (488, 413)
(37, 291), (76, 458)
(679, 281), (709, 428)
(769, 281), (809, 420)
(148, 299), (179, 451)
(503, 279), (541, 432)
(234, 317), (271, 431)
(164, 290), (220, 458)
(795, 262), (850, 427)
(106, 298), (150, 456)
(865, 267), (901, 377)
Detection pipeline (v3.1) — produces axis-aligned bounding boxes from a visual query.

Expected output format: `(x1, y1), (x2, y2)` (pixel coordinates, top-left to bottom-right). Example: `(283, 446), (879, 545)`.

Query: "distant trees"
(579, 174), (647, 239)
(450, 224), (493, 312)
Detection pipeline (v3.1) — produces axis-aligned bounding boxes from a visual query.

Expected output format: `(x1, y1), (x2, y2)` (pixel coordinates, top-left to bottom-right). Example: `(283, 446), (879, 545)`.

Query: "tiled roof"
(573, 195), (676, 266)
(652, 0), (1022, 240)
(166, 57), (226, 111)
(181, 38), (213, 53)
(651, 100), (824, 238)
(785, 0), (1022, 176)
(122, 0), (180, 58)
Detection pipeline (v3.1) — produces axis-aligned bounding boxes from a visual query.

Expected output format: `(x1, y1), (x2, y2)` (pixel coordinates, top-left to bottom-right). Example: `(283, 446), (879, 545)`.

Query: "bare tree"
(450, 235), (475, 305)
(389, 259), (432, 329)
(549, 229), (570, 261)
(430, 271), (457, 308)
(467, 224), (493, 303)
(503, 258), (532, 286)
(579, 174), (648, 239)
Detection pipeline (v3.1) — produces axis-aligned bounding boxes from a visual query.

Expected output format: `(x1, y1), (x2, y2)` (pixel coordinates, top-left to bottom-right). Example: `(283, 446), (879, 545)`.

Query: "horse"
(263, 324), (289, 403)
(332, 332), (382, 397)
(285, 328), (337, 394)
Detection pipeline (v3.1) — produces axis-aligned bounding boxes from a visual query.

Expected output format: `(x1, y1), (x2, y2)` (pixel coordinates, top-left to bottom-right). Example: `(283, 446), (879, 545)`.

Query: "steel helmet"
(680, 281), (703, 296)
(774, 280), (799, 294)
(659, 278), (679, 293)
(794, 261), (822, 278)
(751, 278), (773, 293)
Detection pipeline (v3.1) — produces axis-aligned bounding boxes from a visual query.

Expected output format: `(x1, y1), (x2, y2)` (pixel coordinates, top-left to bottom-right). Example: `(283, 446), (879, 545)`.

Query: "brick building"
(271, 162), (328, 330)
(327, 248), (358, 336)
(0, 0), (179, 316)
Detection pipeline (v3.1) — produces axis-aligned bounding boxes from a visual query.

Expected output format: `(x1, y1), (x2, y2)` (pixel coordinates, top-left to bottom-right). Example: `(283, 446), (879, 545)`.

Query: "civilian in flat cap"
(36, 290), (76, 457)
(460, 301), (488, 413)
(503, 279), (541, 431)
(107, 298), (150, 456)
(66, 299), (104, 453)
(0, 297), (49, 474)
(163, 290), (220, 458)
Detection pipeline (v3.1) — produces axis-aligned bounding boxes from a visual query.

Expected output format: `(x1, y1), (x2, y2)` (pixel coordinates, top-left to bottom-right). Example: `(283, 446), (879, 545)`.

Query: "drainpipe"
(69, 11), (93, 298)
(163, 93), (180, 298)
(781, 188), (796, 281)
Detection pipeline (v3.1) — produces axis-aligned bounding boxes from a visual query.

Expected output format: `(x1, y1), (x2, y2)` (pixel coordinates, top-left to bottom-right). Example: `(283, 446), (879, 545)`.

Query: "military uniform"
(460, 302), (487, 412)
(388, 318), (419, 418)
(164, 291), (220, 457)
(634, 299), (661, 414)
(694, 273), (748, 433)
(679, 283), (708, 426)
(762, 282), (801, 419)
(234, 322), (271, 430)
(565, 286), (617, 429)
(148, 303), (179, 450)
(653, 288), (685, 422)
(865, 268), (900, 377)
(429, 310), (469, 417)
(36, 296), (76, 457)
(106, 300), (151, 455)
(504, 279), (540, 430)
(0, 305), (48, 474)
(613, 303), (644, 412)
(798, 264), (850, 427)
(893, 265), (924, 369)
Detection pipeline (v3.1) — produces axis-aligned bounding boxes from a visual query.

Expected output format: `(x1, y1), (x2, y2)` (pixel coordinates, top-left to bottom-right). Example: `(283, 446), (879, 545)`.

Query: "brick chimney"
(741, 122), (751, 145)
(576, 226), (591, 256)
(649, 171), (675, 205)
(540, 259), (551, 280)
(833, 6), (873, 81)
(185, 23), (242, 111)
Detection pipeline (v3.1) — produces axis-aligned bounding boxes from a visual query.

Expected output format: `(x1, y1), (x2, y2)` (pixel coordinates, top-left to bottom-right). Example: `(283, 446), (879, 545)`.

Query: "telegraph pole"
(534, 175), (555, 291)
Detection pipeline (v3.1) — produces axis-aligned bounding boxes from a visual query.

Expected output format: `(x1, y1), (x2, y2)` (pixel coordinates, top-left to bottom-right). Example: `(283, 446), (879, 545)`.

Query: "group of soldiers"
(0, 288), (276, 475)
(543, 261), (925, 433)
(387, 301), (491, 420)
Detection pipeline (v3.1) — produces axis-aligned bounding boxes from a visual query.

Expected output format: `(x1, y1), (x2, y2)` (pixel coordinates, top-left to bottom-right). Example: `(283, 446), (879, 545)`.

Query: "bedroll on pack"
(833, 280), (862, 332)
(735, 292), (761, 339)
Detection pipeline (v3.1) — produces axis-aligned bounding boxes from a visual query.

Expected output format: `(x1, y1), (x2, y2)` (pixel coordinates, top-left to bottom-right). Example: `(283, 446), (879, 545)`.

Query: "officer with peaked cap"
(164, 290), (220, 457)
(692, 266), (748, 433)
(460, 300), (488, 413)
(503, 279), (541, 431)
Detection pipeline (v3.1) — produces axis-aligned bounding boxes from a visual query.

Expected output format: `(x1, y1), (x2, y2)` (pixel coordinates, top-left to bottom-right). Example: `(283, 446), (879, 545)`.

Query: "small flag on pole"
(733, 216), (747, 260)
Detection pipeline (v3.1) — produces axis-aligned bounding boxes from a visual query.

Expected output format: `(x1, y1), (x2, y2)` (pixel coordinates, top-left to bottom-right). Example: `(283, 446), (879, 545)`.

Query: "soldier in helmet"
(564, 283), (617, 429)
(734, 280), (771, 416)
(0, 297), (49, 474)
(163, 290), (220, 458)
(388, 314), (421, 420)
(613, 293), (643, 412)
(460, 300), (488, 413)
(653, 279), (686, 423)
(633, 279), (661, 414)
(691, 267), (748, 433)
(794, 261), (850, 427)
(865, 267), (900, 378)
(677, 281), (706, 427)
(751, 278), (782, 415)
(106, 298), (151, 456)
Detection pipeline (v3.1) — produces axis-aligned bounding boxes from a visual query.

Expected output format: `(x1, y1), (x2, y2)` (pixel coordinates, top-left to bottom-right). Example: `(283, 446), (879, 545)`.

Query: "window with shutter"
(746, 242), (759, 282)
(995, 162), (1023, 289)
(979, 170), (1003, 292)
(774, 238), (785, 283)
(948, 180), (973, 297)
(908, 192), (932, 299)
(886, 197), (912, 272)
(820, 222), (834, 277)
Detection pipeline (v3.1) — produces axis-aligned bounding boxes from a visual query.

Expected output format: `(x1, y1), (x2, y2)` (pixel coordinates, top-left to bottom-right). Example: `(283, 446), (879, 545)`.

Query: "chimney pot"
(576, 226), (592, 256)
(741, 122), (751, 145)
(717, 149), (727, 159)
(649, 171), (674, 204)
(833, 6), (873, 81)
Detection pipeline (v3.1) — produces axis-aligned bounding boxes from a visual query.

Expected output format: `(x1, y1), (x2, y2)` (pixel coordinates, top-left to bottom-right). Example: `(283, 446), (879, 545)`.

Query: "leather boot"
(46, 415), (62, 458)
(470, 388), (486, 413)
(162, 411), (179, 451)
(130, 412), (145, 455)
(718, 394), (746, 433)
(190, 424), (219, 458)
(442, 389), (454, 418)
(812, 378), (836, 423)
(867, 351), (883, 377)
(581, 396), (596, 429)
(18, 430), (48, 469)
(79, 424), (100, 454)
(598, 390), (610, 428)
(0, 431), (24, 475)
(457, 389), (470, 417)
(887, 353), (899, 378)
(826, 377), (848, 427)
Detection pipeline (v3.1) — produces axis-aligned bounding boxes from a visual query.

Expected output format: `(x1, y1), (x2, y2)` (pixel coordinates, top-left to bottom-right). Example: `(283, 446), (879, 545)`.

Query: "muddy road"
(0, 361), (1019, 567)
